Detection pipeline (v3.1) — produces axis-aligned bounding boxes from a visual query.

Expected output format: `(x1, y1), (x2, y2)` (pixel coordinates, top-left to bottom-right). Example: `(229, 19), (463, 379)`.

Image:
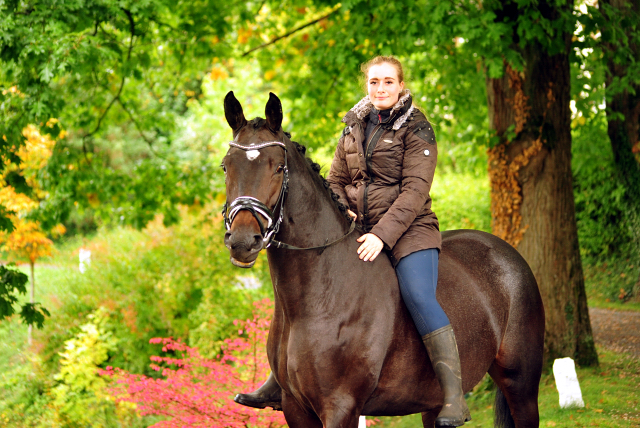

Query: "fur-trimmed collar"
(342, 90), (414, 131)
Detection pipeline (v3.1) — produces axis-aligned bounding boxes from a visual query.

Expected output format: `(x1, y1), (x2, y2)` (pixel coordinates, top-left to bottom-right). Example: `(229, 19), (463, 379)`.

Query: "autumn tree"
(0, 1), (233, 229)
(0, 218), (54, 343)
(0, 125), (62, 339)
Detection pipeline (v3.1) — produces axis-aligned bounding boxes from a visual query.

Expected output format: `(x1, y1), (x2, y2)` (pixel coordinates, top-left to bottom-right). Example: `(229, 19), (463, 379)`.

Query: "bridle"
(222, 140), (356, 251)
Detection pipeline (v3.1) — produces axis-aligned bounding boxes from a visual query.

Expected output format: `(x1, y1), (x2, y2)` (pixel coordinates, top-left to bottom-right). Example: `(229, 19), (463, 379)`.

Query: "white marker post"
(552, 357), (585, 408)
(79, 248), (91, 274)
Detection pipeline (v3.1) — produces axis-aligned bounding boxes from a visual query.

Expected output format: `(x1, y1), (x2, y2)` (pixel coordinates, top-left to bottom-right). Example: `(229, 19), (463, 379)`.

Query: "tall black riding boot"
(234, 371), (283, 411)
(423, 325), (472, 427)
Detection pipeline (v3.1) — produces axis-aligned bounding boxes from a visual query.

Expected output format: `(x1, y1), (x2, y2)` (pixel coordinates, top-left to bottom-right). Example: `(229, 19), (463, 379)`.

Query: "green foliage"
(1, 0), (607, 232)
(572, 111), (634, 262)
(0, 263), (49, 328)
(0, 206), (273, 426)
(0, 0), (238, 230)
(36, 207), (271, 376)
(432, 171), (491, 233)
(18, 302), (50, 330)
(0, 205), (15, 232)
(583, 257), (640, 307)
(573, 163), (631, 260)
(51, 307), (136, 427)
(0, 264), (28, 318)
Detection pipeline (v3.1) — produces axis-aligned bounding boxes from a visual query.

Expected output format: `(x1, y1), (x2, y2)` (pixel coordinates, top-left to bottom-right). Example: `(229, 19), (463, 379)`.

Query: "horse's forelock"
(249, 117), (267, 130)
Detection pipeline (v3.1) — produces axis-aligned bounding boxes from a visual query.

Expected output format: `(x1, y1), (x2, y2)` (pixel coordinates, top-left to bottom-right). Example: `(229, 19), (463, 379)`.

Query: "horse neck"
(266, 146), (353, 314)
(275, 148), (350, 248)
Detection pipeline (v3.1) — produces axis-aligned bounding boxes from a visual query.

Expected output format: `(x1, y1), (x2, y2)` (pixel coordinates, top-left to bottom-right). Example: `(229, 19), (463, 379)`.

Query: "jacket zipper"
(362, 124), (385, 231)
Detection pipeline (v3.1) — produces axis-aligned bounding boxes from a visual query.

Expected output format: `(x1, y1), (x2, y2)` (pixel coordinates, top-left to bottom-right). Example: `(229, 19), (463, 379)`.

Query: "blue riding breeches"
(395, 248), (450, 337)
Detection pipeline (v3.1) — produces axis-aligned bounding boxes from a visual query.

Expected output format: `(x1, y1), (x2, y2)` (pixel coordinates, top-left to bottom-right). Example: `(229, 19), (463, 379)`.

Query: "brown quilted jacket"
(327, 91), (441, 265)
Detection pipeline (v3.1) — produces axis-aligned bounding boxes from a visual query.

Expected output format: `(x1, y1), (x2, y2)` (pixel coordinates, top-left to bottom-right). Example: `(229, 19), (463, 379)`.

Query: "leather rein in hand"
(222, 140), (356, 251)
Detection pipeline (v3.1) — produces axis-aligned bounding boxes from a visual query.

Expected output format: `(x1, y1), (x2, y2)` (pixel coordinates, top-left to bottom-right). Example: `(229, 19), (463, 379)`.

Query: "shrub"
(103, 298), (286, 428)
(38, 206), (272, 377)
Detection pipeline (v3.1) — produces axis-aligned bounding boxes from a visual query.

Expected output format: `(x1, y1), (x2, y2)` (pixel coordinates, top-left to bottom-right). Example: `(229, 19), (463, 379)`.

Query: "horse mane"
(286, 134), (353, 224)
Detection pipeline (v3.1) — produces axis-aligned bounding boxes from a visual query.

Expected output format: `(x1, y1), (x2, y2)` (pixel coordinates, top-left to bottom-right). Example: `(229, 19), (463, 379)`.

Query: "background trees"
(2, 0), (638, 365)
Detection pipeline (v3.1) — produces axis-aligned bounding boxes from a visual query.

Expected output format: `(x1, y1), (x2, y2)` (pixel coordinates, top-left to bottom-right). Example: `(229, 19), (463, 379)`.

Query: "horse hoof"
(435, 416), (468, 427)
(434, 411), (472, 427)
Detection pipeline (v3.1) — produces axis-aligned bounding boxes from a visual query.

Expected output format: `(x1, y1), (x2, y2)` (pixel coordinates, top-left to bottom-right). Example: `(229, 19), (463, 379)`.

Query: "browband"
(229, 141), (287, 151)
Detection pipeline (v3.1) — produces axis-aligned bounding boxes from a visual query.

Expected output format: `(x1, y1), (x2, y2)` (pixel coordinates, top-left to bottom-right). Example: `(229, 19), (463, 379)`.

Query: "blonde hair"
(361, 56), (405, 87)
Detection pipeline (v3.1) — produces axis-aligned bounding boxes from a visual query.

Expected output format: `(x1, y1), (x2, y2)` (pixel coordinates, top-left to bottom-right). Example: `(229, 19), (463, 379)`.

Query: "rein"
(222, 140), (356, 251)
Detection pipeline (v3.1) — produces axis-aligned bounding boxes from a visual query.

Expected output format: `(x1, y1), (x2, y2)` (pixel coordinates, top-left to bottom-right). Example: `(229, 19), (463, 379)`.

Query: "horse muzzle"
(224, 225), (264, 269)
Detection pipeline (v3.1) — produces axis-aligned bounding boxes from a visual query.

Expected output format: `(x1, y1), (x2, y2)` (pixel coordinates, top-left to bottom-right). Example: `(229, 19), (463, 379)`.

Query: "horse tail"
(493, 387), (515, 428)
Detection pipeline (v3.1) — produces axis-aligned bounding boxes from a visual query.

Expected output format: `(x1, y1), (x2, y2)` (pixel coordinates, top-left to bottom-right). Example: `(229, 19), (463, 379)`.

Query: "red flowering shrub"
(102, 298), (286, 427)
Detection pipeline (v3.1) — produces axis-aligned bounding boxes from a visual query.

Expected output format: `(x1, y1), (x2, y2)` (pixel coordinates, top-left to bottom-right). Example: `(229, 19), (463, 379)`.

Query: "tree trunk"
(485, 4), (598, 366)
(28, 261), (34, 345)
(601, 0), (640, 300)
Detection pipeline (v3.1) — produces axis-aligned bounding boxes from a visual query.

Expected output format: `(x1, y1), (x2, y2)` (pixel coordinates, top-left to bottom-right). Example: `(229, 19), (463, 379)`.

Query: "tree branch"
(121, 8), (135, 60)
(117, 98), (172, 162)
(242, 8), (340, 57)
(81, 74), (126, 161)
(81, 8), (138, 160)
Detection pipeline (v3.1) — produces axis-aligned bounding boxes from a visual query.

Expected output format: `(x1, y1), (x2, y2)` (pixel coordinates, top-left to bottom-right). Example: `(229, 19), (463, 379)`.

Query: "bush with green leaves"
(40, 207), (271, 373)
(572, 112), (639, 303)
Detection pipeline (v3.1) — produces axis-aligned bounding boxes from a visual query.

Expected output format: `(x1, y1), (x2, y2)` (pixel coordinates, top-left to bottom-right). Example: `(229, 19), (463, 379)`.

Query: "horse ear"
(265, 92), (283, 133)
(224, 91), (247, 134)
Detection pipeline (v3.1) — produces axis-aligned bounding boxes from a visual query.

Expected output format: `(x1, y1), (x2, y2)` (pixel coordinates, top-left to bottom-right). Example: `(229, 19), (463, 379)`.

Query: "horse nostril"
(224, 231), (232, 249)
(252, 234), (264, 251)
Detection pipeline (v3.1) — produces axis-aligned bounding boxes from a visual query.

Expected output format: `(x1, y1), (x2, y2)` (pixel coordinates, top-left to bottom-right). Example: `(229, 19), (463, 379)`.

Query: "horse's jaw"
(230, 257), (257, 268)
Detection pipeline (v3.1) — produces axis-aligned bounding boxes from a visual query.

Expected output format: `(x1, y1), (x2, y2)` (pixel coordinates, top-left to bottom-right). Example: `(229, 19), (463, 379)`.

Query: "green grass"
(372, 347), (640, 427)
(583, 257), (640, 313)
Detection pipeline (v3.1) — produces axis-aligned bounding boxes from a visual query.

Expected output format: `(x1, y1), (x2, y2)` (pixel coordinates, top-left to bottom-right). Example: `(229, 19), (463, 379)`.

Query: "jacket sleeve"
(370, 123), (437, 249)
(326, 133), (351, 207)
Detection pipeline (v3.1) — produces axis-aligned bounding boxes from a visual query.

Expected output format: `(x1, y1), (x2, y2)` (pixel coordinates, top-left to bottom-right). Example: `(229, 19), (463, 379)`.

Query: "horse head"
(222, 91), (288, 268)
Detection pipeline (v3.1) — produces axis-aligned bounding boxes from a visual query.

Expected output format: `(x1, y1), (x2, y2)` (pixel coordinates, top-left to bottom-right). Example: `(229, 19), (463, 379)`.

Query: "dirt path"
(589, 307), (640, 359)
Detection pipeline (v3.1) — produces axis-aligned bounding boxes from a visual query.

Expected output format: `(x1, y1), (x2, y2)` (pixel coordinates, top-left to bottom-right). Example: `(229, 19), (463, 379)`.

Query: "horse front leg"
(281, 391), (323, 428)
(317, 395), (361, 428)
(283, 391), (361, 428)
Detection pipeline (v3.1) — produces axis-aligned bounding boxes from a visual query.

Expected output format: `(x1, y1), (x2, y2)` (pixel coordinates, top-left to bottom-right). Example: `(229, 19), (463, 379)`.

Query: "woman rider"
(235, 56), (471, 427)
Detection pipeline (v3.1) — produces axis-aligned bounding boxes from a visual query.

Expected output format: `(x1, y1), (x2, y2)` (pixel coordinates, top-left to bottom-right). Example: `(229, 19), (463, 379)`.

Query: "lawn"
(373, 348), (639, 427)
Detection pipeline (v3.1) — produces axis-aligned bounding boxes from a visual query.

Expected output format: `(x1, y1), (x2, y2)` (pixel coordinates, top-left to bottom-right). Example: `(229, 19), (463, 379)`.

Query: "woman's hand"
(356, 233), (383, 262)
(347, 210), (357, 221)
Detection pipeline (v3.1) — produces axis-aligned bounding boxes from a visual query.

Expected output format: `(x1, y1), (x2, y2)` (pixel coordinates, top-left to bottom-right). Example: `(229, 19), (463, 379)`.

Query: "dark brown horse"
(221, 92), (545, 428)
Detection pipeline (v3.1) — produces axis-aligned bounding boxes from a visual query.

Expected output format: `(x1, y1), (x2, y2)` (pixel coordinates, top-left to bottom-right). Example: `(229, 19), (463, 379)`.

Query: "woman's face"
(367, 62), (405, 110)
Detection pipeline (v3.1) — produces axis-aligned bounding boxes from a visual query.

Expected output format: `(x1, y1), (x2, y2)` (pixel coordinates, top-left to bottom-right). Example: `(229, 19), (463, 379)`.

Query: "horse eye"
(276, 165), (284, 173)
(221, 164), (227, 174)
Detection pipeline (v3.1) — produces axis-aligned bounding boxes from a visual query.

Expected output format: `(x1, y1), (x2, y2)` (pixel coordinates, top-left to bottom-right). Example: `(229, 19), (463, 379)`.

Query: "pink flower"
(103, 298), (286, 427)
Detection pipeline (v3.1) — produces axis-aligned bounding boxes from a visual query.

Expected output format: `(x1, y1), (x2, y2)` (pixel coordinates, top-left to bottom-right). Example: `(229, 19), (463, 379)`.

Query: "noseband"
(222, 140), (355, 251)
